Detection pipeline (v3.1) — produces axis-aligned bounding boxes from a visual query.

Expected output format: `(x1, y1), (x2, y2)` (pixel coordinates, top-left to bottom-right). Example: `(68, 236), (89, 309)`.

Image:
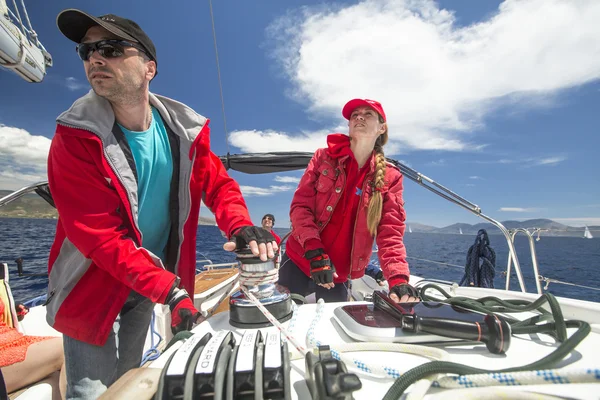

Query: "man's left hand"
(223, 226), (278, 261)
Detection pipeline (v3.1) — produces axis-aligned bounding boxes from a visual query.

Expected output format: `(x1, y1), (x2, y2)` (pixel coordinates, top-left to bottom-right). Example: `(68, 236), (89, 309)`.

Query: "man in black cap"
(47, 9), (277, 398)
(261, 213), (281, 244)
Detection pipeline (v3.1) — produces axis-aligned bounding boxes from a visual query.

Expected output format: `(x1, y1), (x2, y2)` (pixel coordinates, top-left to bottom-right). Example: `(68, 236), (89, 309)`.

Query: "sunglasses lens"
(76, 42), (125, 61)
(76, 43), (91, 61)
(98, 44), (124, 59)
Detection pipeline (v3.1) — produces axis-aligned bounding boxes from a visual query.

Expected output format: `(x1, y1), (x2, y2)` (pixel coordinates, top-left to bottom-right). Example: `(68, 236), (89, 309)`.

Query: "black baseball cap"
(57, 9), (157, 64)
(262, 214), (275, 225)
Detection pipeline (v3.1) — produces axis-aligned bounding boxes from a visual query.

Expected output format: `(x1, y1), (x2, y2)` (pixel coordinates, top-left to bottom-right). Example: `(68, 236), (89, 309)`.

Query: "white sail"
(408, 225), (412, 233)
(459, 227), (463, 235)
(584, 226), (593, 239)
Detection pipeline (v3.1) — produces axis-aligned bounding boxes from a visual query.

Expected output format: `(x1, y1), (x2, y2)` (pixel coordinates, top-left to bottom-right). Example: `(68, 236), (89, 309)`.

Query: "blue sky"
(1, 0), (599, 228)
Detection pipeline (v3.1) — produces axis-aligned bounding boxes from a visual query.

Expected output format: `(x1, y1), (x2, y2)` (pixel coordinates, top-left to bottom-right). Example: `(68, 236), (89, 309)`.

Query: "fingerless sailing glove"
(305, 248), (335, 285)
(389, 283), (419, 301)
(230, 226), (276, 250)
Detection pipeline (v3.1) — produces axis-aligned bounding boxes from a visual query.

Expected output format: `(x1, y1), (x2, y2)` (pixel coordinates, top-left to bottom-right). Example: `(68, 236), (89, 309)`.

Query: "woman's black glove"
(304, 248), (335, 285)
(390, 283), (419, 301)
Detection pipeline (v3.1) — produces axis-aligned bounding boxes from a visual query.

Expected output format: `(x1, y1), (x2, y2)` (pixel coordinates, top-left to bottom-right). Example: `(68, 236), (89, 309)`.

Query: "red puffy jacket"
(46, 91), (252, 345)
(288, 135), (410, 288)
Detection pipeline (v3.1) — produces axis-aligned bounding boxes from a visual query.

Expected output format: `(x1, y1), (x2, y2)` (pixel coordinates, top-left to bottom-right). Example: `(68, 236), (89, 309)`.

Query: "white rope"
(426, 387), (565, 400)
(238, 269), (278, 286)
(434, 367), (600, 389)
(18, 0), (36, 43)
(240, 286), (307, 355)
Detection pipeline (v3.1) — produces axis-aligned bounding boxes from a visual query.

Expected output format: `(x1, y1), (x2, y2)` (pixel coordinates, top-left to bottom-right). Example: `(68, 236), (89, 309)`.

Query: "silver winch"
(229, 249), (293, 328)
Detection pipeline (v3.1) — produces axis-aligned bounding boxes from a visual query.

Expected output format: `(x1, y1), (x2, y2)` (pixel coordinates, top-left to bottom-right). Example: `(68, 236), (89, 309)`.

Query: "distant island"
(406, 221), (597, 238)
(0, 190), (217, 225)
(1, 190), (596, 235)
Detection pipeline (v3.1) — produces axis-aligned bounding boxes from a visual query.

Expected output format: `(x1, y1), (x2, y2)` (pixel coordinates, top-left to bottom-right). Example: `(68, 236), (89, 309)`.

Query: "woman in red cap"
(278, 99), (418, 303)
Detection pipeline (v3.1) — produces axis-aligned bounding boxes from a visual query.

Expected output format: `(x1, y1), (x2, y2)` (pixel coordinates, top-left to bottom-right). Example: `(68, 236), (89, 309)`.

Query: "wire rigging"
(208, 0), (230, 154)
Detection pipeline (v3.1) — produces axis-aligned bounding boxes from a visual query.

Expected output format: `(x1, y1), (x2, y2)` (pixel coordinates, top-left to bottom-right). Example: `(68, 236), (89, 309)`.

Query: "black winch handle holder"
(373, 290), (511, 354)
(154, 332), (212, 400)
(262, 331), (292, 400)
(304, 345), (362, 400)
(183, 330), (235, 400)
(226, 330), (263, 400)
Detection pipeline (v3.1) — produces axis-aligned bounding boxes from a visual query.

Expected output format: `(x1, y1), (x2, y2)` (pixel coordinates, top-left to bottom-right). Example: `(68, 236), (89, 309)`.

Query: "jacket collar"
(56, 90), (207, 142)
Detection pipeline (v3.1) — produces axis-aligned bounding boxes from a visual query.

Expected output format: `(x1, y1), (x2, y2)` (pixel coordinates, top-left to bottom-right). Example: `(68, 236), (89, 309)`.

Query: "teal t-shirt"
(119, 107), (173, 262)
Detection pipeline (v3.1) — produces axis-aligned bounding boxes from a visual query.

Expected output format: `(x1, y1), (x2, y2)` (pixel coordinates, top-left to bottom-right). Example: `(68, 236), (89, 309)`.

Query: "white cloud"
(469, 176), (482, 180)
(0, 125), (50, 190)
(229, 129), (329, 153)
(532, 156), (567, 166)
(65, 77), (88, 91)
(240, 185), (294, 197)
(274, 175), (301, 184)
(428, 159), (446, 166)
(499, 207), (540, 212)
(248, 0), (600, 153)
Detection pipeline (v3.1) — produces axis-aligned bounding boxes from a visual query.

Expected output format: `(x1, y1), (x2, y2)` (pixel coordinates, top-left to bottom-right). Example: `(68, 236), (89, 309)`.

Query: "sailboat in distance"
(584, 226), (593, 239)
(459, 227), (463, 235)
(408, 225), (412, 233)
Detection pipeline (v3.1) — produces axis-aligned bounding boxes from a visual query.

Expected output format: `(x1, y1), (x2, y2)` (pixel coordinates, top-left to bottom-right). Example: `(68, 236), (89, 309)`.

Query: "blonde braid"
(367, 116), (388, 236)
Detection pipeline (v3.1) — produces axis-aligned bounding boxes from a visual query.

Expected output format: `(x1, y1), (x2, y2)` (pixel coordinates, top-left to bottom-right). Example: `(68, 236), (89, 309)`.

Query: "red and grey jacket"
(289, 140), (410, 288)
(46, 91), (252, 345)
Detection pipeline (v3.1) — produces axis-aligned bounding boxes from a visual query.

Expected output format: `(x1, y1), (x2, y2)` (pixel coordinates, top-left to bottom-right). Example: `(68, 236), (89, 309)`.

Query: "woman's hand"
(305, 248), (338, 289)
(389, 283), (420, 303)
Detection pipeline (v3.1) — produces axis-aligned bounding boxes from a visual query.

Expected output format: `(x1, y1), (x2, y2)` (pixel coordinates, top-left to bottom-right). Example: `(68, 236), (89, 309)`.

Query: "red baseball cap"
(342, 99), (386, 122)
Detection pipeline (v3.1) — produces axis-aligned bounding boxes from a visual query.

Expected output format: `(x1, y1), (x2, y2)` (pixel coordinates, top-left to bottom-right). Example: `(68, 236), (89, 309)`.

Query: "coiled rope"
(382, 284), (592, 400)
(460, 229), (496, 288)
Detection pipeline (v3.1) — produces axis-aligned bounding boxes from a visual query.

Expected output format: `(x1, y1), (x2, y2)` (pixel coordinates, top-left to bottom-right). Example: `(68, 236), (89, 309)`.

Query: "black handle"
(413, 314), (511, 354)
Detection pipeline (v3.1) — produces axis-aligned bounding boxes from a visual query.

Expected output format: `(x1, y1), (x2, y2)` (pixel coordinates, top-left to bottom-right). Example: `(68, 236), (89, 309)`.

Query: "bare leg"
(58, 364), (67, 400)
(1, 337), (64, 393)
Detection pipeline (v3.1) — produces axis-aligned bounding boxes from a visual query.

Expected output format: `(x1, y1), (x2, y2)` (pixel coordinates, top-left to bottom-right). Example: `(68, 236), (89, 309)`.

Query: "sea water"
(1, 218), (599, 303)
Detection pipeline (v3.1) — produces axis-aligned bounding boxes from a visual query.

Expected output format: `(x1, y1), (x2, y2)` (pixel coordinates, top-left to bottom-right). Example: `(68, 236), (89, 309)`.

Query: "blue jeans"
(63, 291), (154, 399)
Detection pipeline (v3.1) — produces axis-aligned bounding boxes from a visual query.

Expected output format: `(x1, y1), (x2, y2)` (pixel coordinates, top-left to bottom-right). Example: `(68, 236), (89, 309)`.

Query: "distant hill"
(407, 218), (597, 238)
(0, 190), (57, 219)
(1, 190), (596, 236)
(0, 189), (218, 225)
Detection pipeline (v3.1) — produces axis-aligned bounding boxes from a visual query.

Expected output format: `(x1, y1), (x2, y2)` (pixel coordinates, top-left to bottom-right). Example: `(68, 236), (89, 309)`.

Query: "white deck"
(149, 278), (600, 399)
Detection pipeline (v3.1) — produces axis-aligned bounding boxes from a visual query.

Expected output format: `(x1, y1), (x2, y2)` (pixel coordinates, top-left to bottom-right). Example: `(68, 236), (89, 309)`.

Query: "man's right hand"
(222, 225), (278, 261)
(305, 248), (336, 288)
(167, 286), (203, 334)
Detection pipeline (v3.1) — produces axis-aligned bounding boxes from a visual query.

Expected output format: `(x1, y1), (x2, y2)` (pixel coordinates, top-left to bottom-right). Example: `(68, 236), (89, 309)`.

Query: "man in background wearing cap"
(46, 9), (276, 398)
(261, 213), (281, 245)
(278, 98), (419, 304)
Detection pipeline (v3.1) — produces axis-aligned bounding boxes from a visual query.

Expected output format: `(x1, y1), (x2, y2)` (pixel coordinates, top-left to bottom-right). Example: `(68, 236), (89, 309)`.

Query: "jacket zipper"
(318, 159), (346, 233)
(348, 175), (370, 279)
(176, 149), (196, 273)
(57, 122), (145, 246)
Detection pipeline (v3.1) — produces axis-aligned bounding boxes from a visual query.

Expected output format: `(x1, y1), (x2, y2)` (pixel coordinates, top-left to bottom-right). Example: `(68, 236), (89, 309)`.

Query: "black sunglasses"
(76, 39), (148, 61)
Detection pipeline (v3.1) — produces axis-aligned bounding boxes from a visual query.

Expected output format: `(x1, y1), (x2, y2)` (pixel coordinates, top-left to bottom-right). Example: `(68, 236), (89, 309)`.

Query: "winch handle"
(410, 314), (511, 354)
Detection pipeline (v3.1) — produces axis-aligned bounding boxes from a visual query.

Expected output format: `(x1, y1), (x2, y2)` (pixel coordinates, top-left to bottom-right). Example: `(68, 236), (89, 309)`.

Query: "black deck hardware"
(154, 332), (212, 400)
(304, 345), (362, 400)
